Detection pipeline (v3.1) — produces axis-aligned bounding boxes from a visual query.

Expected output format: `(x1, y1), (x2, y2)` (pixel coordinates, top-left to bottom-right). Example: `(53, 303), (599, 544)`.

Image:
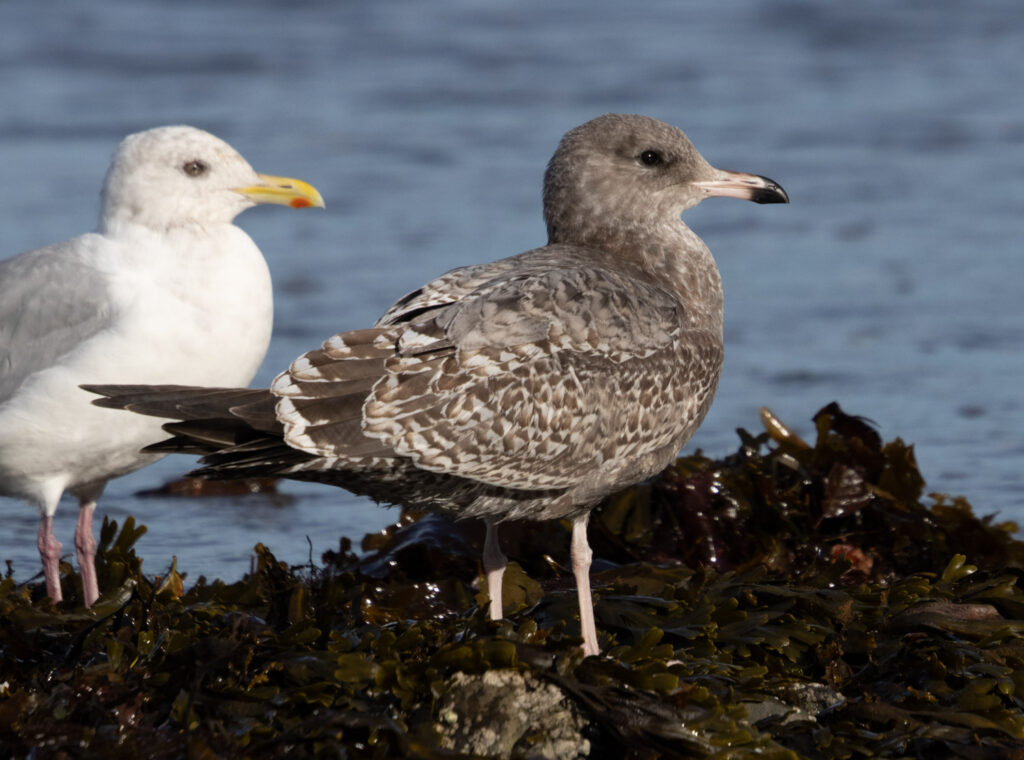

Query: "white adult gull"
(0, 125), (324, 606)
(88, 114), (787, 655)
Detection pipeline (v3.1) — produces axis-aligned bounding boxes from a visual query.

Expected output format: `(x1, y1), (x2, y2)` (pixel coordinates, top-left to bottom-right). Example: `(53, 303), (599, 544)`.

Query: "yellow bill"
(233, 173), (325, 209)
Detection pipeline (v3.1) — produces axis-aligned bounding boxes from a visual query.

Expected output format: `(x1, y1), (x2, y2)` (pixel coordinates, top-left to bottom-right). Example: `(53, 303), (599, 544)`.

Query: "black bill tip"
(751, 178), (789, 204)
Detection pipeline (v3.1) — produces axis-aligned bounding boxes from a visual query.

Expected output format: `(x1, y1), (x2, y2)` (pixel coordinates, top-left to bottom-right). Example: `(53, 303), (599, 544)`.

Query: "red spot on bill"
(290, 197), (313, 208)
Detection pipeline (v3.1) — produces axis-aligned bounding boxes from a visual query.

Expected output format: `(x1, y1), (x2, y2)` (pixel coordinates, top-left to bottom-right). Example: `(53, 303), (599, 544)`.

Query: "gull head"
(98, 125), (323, 233)
(543, 113), (787, 245)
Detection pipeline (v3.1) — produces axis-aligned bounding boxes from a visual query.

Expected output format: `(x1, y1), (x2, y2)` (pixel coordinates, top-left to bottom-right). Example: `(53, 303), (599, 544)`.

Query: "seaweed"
(2, 402), (1024, 758)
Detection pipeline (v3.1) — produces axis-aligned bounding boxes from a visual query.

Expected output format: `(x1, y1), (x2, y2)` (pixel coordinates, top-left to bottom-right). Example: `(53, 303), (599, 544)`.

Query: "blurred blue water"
(2, 0), (1023, 585)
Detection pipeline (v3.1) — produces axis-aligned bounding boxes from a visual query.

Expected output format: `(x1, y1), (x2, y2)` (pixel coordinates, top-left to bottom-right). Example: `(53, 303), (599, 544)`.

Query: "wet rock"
(745, 682), (846, 728)
(436, 670), (590, 759)
(778, 681), (845, 716)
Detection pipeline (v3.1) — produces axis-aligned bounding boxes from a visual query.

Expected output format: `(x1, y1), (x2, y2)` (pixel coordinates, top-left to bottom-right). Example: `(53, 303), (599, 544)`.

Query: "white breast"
(0, 223), (273, 505)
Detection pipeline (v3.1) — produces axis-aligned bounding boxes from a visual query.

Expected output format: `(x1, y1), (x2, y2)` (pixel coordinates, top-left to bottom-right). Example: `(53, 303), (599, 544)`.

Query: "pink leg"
(483, 517), (507, 620)
(37, 515), (63, 603)
(75, 499), (100, 608)
(571, 513), (599, 657)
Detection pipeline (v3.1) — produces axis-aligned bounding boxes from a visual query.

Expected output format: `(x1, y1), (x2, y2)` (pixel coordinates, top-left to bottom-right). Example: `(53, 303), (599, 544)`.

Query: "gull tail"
(82, 384), (304, 473)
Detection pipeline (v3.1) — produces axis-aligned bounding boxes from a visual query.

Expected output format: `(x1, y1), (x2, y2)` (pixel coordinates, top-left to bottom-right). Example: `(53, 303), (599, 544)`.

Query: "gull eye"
(638, 150), (664, 167)
(182, 159), (208, 177)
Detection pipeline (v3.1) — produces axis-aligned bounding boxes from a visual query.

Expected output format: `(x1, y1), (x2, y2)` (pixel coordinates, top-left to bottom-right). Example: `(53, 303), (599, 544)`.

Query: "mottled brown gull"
(0, 126), (324, 607)
(86, 114), (787, 655)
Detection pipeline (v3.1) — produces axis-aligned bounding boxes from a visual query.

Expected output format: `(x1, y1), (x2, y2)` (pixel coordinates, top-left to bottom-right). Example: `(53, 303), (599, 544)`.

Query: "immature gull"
(88, 114), (787, 655)
(0, 126), (324, 606)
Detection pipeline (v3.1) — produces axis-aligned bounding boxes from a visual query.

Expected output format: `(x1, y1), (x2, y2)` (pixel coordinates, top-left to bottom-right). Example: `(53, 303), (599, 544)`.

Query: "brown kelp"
(2, 402), (1023, 758)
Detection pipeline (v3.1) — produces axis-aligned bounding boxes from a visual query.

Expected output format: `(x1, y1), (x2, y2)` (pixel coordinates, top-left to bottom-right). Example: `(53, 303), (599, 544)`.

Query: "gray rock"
(436, 669), (590, 759)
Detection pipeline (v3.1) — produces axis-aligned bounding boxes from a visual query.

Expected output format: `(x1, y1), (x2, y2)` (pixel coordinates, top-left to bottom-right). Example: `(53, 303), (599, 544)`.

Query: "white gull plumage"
(0, 125), (323, 606)
(88, 114), (787, 655)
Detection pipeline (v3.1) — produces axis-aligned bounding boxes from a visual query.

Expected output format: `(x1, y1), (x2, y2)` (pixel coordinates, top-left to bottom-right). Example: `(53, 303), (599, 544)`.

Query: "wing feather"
(0, 240), (115, 400)
(275, 254), (716, 494)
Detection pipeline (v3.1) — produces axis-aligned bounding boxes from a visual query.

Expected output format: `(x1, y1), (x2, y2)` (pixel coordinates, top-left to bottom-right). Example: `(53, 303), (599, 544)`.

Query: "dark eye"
(639, 150), (664, 167)
(182, 159), (208, 177)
